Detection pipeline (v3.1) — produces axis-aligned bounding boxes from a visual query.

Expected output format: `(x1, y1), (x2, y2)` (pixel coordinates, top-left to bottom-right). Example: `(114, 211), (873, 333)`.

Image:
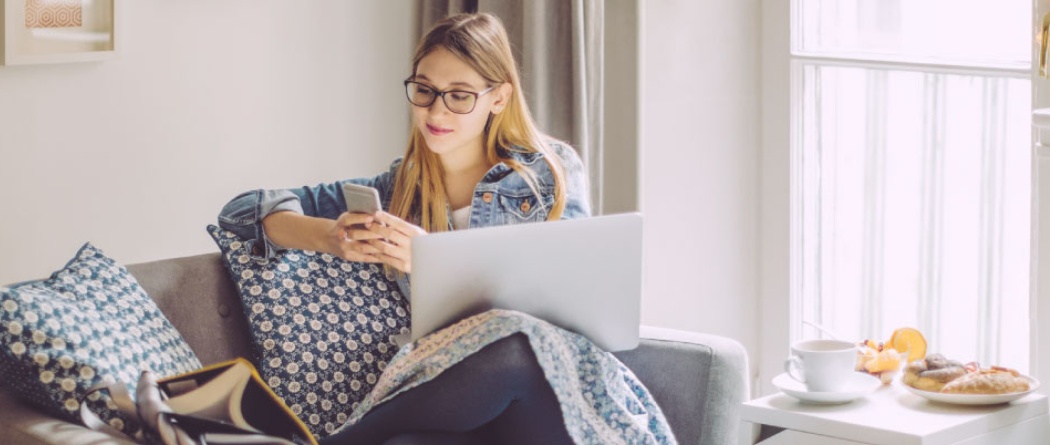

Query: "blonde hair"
(390, 12), (567, 233)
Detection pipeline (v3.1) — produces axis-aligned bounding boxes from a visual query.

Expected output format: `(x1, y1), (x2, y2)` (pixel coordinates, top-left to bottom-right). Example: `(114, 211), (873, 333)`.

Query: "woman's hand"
(364, 211), (428, 273)
(327, 212), (385, 263)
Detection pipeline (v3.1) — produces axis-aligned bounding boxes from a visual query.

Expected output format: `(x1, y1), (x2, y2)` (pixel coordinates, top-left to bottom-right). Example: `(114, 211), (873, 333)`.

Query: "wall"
(758, 0), (791, 396)
(640, 0), (761, 374)
(0, 1), (413, 284)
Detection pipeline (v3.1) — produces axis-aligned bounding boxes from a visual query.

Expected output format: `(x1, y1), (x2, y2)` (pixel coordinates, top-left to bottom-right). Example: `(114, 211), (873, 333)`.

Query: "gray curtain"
(416, 0), (605, 214)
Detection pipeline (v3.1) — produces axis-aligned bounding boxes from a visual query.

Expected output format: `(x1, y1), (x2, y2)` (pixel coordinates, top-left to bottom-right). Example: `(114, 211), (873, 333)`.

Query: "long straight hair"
(389, 13), (567, 233)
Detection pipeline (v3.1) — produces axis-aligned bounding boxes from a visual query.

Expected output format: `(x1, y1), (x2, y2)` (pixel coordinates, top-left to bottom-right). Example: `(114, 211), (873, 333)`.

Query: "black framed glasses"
(404, 80), (496, 114)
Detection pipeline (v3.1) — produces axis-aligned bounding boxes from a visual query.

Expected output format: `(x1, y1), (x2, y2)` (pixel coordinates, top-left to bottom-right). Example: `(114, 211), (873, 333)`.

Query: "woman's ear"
(491, 83), (513, 114)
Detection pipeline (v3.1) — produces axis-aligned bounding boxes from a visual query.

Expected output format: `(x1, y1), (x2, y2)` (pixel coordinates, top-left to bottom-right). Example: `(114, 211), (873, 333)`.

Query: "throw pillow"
(207, 225), (410, 438)
(0, 243), (202, 433)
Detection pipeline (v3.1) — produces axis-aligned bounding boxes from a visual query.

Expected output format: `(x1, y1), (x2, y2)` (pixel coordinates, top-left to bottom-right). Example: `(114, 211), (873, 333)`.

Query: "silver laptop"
(409, 213), (643, 351)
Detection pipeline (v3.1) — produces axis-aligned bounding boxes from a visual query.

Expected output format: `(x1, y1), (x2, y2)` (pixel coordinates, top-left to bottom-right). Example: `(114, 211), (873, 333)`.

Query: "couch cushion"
(208, 225), (410, 438)
(0, 243), (202, 434)
(127, 253), (254, 366)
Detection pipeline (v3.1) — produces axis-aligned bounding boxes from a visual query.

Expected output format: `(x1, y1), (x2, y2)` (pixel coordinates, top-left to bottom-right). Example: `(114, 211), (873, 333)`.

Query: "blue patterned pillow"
(207, 225), (410, 438)
(0, 243), (202, 432)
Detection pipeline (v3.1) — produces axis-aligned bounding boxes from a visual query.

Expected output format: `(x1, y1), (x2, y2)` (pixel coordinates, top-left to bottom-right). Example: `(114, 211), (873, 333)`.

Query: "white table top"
(741, 380), (1048, 445)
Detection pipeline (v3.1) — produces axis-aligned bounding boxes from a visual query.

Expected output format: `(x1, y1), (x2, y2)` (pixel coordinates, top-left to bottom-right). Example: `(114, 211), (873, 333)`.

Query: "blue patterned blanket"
(337, 309), (677, 445)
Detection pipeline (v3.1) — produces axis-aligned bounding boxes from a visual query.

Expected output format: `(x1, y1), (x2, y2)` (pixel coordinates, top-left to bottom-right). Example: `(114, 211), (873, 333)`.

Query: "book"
(157, 358), (317, 445)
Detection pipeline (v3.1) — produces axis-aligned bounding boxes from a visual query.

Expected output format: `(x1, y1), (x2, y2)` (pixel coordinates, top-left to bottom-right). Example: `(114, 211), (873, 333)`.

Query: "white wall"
(641, 0), (761, 373)
(0, 1), (413, 284)
(759, 0), (791, 396)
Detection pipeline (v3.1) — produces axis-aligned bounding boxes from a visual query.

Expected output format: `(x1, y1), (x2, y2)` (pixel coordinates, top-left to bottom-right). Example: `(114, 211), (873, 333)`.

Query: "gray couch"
(0, 253), (750, 445)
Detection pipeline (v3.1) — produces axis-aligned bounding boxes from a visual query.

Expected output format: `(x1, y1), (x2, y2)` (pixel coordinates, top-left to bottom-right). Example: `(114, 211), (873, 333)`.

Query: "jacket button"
(482, 192), (493, 203)
(218, 303), (232, 318)
(520, 201), (531, 212)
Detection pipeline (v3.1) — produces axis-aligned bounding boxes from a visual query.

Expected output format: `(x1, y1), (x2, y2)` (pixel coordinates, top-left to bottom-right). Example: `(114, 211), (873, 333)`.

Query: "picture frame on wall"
(1, 0), (117, 66)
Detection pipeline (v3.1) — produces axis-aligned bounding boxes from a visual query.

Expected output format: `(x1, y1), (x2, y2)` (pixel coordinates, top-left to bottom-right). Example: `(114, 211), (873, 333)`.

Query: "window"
(792, 0), (1032, 370)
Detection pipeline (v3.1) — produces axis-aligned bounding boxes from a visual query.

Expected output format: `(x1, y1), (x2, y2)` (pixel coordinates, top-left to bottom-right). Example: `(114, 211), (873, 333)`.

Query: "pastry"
(941, 367), (1030, 395)
(903, 353), (966, 392)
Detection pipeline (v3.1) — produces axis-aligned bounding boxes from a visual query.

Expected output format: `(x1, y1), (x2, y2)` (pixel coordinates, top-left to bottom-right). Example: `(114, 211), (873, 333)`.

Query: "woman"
(219, 12), (672, 445)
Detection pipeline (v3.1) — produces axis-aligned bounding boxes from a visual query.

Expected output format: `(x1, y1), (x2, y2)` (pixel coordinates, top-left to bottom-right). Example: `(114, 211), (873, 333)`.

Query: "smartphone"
(342, 183), (382, 214)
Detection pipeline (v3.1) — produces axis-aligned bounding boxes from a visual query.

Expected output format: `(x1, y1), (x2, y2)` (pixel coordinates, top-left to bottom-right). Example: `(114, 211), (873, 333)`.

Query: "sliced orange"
(864, 348), (902, 373)
(886, 327), (927, 363)
(856, 348), (876, 372)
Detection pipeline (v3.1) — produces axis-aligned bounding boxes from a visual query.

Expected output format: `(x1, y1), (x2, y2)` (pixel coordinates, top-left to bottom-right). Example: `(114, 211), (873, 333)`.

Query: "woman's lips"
(426, 123), (452, 136)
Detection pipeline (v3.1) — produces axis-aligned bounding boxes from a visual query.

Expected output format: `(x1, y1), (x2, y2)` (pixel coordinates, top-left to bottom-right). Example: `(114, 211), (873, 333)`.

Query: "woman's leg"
(319, 333), (573, 445)
(377, 432), (484, 445)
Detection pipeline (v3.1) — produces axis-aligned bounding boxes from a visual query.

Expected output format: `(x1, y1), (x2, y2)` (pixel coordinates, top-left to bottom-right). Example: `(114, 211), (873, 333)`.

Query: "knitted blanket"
(338, 309), (677, 445)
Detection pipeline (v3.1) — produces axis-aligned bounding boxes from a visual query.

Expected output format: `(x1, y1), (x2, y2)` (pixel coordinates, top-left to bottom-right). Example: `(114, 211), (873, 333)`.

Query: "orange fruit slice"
(856, 348), (876, 372)
(886, 327), (927, 363)
(864, 348), (902, 373)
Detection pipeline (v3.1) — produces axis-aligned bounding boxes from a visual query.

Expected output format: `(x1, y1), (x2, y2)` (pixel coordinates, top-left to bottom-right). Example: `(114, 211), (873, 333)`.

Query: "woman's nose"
(427, 96), (452, 115)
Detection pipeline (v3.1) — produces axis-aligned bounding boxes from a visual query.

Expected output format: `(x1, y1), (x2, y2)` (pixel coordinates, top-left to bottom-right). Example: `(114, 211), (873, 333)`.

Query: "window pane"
(798, 63), (1032, 370)
(797, 0), (1031, 67)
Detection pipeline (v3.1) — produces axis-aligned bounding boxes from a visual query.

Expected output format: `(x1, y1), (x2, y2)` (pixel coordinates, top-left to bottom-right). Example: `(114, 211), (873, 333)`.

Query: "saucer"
(772, 372), (881, 404)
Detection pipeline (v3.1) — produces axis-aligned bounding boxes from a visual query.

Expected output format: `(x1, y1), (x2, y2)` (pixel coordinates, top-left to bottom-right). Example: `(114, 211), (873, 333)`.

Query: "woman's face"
(410, 47), (504, 162)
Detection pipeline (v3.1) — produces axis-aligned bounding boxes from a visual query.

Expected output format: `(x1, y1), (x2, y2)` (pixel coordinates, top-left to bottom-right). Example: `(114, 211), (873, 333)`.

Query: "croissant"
(941, 367), (1030, 395)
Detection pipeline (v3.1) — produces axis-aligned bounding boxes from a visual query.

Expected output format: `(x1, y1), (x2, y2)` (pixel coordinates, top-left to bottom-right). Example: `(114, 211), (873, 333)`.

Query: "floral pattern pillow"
(0, 243), (202, 433)
(207, 225), (410, 438)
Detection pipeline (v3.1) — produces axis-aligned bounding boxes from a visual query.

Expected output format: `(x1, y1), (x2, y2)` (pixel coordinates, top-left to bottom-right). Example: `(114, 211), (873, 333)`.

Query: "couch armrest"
(613, 326), (750, 445)
(0, 391), (137, 445)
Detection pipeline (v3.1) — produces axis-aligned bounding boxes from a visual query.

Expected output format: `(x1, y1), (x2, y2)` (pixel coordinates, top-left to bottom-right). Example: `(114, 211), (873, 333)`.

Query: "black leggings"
(318, 333), (574, 445)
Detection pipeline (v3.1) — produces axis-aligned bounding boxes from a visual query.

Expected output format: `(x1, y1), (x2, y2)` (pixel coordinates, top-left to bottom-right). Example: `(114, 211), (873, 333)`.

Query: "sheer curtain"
(416, 0), (606, 213)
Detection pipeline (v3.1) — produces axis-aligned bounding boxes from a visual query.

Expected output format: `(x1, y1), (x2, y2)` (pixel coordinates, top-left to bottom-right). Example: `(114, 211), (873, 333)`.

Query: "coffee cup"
(783, 339), (857, 392)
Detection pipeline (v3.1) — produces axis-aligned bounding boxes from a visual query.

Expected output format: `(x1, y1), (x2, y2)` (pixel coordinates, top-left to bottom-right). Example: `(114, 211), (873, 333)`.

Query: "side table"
(739, 381), (1049, 445)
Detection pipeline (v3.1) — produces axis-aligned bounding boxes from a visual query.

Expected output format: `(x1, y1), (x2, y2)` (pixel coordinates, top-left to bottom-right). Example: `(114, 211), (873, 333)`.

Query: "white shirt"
(451, 206), (471, 230)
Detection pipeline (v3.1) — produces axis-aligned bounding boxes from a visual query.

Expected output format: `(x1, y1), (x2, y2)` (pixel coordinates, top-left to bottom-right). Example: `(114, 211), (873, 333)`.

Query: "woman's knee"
(452, 333), (543, 386)
(477, 333), (536, 367)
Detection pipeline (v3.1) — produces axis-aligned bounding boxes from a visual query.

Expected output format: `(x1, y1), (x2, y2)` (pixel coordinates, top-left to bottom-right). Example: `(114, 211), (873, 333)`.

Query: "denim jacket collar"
(482, 147), (544, 181)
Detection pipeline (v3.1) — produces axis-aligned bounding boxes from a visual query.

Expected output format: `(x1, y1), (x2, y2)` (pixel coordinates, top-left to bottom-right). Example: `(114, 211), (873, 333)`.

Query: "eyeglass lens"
(405, 82), (479, 114)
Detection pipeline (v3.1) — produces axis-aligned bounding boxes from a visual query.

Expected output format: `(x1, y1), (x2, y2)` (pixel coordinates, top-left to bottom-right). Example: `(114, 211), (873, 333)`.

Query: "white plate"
(902, 376), (1040, 405)
(772, 372), (882, 405)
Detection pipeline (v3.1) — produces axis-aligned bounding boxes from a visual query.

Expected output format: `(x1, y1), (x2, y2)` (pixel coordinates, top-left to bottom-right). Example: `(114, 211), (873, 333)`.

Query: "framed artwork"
(1, 0), (116, 65)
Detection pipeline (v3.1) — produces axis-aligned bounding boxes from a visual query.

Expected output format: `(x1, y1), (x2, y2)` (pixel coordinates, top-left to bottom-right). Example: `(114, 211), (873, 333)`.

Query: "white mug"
(783, 339), (856, 392)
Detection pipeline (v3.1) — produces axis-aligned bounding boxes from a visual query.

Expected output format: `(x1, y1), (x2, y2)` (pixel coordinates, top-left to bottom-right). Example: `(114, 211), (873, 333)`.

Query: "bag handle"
(80, 380), (145, 443)
(79, 370), (296, 445)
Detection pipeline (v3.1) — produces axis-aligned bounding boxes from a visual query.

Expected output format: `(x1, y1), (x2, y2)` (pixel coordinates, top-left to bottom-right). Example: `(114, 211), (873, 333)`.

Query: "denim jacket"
(217, 142), (591, 296)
